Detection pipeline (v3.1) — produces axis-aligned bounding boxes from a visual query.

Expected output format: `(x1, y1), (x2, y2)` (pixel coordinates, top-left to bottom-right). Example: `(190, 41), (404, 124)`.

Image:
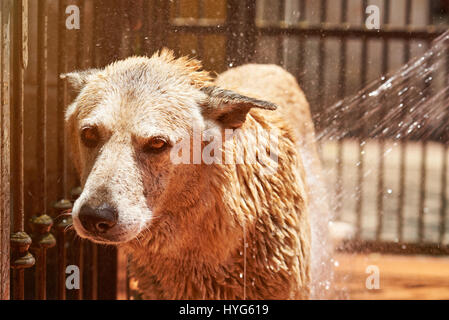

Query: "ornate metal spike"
(71, 186), (82, 202)
(30, 214), (56, 249)
(10, 231), (35, 269)
(53, 199), (73, 231)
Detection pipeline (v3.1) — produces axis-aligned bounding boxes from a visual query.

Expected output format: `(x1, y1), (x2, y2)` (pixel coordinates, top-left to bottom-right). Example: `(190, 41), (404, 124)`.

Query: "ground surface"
(333, 253), (449, 299)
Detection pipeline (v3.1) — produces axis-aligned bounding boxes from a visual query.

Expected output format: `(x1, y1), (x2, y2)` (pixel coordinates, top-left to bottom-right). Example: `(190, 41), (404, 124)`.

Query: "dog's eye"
(143, 137), (169, 153)
(81, 126), (100, 148)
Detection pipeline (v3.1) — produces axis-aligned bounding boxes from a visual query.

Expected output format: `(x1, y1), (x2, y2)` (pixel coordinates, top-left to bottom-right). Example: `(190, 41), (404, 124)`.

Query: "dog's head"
(64, 50), (276, 245)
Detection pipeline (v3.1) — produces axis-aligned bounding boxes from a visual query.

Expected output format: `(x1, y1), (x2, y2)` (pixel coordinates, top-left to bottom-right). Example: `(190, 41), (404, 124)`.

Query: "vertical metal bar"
(335, 0), (347, 220)
(397, 0), (412, 242)
(297, 0), (306, 88)
(76, 0), (84, 69)
(30, 215), (55, 300)
(317, 0), (327, 127)
(141, 0), (150, 55)
(197, 0), (205, 60)
(440, 47), (449, 243)
(74, 0), (84, 299)
(244, 0), (257, 64)
(418, 7), (433, 243)
(226, 0), (256, 66)
(55, 0), (72, 300)
(10, 0), (34, 300)
(152, 0), (169, 52)
(226, 0), (240, 67)
(277, 0), (285, 66)
(90, 243), (98, 299)
(30, 0), (55, 300)
(57, 0), (67, 200)
(36, 0), (48, 217)
(54, 200), (71, 300)
(355, 0), (368, 239)
(376, 0), (390, 241)
(90, 1), (98, 299)
(0, 0), (12, 300)
(91, 0), (97, 67)
(70, 188), (83, 299)
(418, 141), (427, 242)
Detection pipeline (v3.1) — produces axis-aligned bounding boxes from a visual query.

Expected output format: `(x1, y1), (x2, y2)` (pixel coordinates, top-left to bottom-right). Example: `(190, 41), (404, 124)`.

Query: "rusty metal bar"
(335, 0), (348, 220)
(54, 200), (71, 300)
(141, 0), (150, 55)
(418, 141), (427, 242)
(10, 0), (34, 300)
(337, 239), (449, 256)
(57, 0), (67, 200)
(226, 0), (256, 66)
(418, 10), (434, 243)
(36, 0), (48, 216)
(196, 0), (205, 60)
(397, 0), (412, 243)
(76, 0), (84, 69)
(276, 0), (286, 66)
(30, 0), (56, 300)
(256, 22), (445, 40)
(152, 0), (170, 52)
(296, 0), (306, 91)
(55, 0), (73, 300)
(90, 243), (98, 299)
(440, 48), (449, 243)
(73, 0), (84, 299)
(376, 0), (391, 241)
(70, 187), (83, 299)
(355, 0), (368, 239)
(0, 0), (12, 300)
(317, 0), (327, 129)
(168, 19), (446, 40)
(30, 215), (55, 300)
(244, 0), (257, 64)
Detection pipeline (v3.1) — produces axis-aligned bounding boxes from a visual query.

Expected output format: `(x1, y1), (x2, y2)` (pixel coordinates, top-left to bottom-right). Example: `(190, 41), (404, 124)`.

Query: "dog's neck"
(124, 166), (248, 298)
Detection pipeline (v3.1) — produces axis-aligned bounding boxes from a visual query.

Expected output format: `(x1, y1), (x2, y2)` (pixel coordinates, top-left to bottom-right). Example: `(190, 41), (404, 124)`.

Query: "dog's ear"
(200, 86), (278, 129)
(60, 69), (100, 92)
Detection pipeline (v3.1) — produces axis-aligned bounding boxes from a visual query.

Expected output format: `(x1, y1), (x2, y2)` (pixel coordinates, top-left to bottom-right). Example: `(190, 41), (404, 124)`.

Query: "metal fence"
(0, 0), (448, 300)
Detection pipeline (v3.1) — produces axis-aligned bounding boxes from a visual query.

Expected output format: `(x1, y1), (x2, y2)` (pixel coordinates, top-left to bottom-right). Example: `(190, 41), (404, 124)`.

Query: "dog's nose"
(78, 204), (118, 234)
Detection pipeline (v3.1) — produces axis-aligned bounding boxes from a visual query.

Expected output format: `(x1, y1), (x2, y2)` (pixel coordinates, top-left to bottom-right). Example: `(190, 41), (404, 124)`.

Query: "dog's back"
(216, 64), (330, 298)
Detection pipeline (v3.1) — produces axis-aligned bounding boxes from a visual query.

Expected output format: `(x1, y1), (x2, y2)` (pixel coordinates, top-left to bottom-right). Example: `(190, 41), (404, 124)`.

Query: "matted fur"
(64, 50), (315, 299)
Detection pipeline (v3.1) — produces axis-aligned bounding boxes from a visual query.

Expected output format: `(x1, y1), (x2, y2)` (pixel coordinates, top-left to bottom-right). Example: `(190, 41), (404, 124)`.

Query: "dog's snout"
(78, 204), (118, 234)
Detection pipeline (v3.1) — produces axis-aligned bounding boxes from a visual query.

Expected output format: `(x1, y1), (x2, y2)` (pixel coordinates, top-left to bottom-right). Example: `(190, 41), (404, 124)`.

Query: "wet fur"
(65, 50), (316, 299)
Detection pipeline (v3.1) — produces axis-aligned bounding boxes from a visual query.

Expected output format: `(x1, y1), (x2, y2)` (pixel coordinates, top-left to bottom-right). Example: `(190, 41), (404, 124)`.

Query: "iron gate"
(0, 0), (448, 300)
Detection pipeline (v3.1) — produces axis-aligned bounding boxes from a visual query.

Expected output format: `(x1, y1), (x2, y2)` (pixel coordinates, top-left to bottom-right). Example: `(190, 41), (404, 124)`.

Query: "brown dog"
(64, 49), (317, 299)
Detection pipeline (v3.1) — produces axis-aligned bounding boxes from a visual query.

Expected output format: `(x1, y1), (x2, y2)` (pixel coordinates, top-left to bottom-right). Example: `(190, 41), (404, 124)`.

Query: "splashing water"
(311, 30), (449, 298)
(317, 31), (449, 143)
